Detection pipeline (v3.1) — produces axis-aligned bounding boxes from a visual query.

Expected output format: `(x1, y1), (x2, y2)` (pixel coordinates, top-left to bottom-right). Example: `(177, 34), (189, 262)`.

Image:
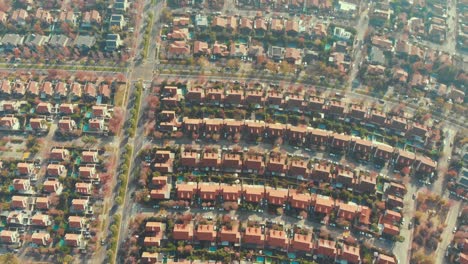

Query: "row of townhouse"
(150, 149), (401, 195)
(0, 33), (124, 52)
(172, 182), (400, 219)
(151, 178), (404, 229)
(0, 2), (129, 27)
(14, 149), (99, 178)
(0, 115), (108, 133)
(161, 85), (430, 141)
(155, 120), (436, 174)
(177, 14), (328, 38)
(0, 79), (112, 102)
(140, 220), (397, 264)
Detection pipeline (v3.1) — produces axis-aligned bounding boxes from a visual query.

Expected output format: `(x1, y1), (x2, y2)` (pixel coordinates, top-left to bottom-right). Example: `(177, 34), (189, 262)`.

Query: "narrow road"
(346, 5), (369, 92)
(434, 201), (461, 264)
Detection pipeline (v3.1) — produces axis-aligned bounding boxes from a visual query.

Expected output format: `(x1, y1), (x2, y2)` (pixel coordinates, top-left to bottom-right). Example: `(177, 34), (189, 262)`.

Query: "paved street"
(346, 4), (369, 92)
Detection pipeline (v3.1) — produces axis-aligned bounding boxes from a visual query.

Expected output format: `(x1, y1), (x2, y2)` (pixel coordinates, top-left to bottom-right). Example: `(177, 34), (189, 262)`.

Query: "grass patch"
(114, 84), (127, 107)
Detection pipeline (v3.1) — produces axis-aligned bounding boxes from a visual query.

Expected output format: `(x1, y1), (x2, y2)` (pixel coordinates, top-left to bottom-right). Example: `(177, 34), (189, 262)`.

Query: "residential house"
(415, 156), (437, 174)
(47, 35), (70, 48)
(31, 213), (51, 227)
(58, 118), (76, 131)
(13, 178), (30, 192)
(336, 169), (355, 187)
(266, 187), (289, 206)
(35, 8), (53, 24)
(173, 223), (194, 240)
(59, 104), (75, 115)
(141, 252), (160, 264)
(289, 190), (312, 210)
(338, 245), (361, 264)
(290, 233), (313, 252)
(70, 83), (82, 99)
(221, 185), (242, 202)
(267, 156), (288, 176)
(24, 34), (48, 50)
(0, 230), (20, 244)
(185, 87), (205, 103)
(328, 100), (346, 116)
(314, 195), (334, 215)
(40, 82), (54, 98)
(337, 202), (359, 221)
(43, 180), (62, 193)
(198, 183), (221, 201)
(244, 154), (265, 174)
(84, 83), (97, 100)
(180, 150), (200, 167)
(10, 9), (28, 25)
(212, 41), (230, 57)
(54, 82), (68, 98)
(222, 153), (242, 171)
(69, 216), (86, 229)
(50, 148), (70, 161)
(285, 20), (299, 36)
(226, 16), (238, 32)
(0, 34), (24, 50)
(224, 89), (244, 106)
(267, 229), (289, 250)
(110, 14), (126, 29)
(357, 175), (376, 193)
(31, 232), (50, 246)
(395, 150), (416, 167)
(193, 40), (211, 56)
(377, 254), (397, 264)
(0, 116), (20, 130)
(254, 18), (268, 33)
(30, 118), (47, 130)
(289, 159), (310, 179)
(177, 183), (197, 200)
(349, 105), (367, 120)
(266, 123), (287, 138)
(167, 41), (191, 59)
(16, 162), (34, 175)
(105, 34), (123, 51)
(374, 143), (394, 161)
(243, 185), (265, 203)
(64, 233), (83, 247)
(205, 89), (224, 105)
(82, 10), (102, 27)
(79, 166), (98, 179)
(27, 81), (39, 96)
(113, 0), (129, 12)
(195, 224), (217, 242)
(58, 10), (76, 25)
(36, 197), (50, 210)
(311, 164), (332, 182)
(71, 198), (90, 213)
(270, 19), (284, 33)
(47, 164), (67, 177)
(219, 223), (241, 244)
(245, 90), (265, 106)
(7, 211), (26, 224)
(331, 133), (351, 150)
(73, 35), (96, 51)
(243, 227), (265, 247)
(315, 239), (337, 259)
(224, 120), (243, 135)
(11, 195), (28, 209)
(369, 109), (387, 127)
(239, 17), (253, 34)
(351, 138), (373, 159)
(76, 182), (92, 195)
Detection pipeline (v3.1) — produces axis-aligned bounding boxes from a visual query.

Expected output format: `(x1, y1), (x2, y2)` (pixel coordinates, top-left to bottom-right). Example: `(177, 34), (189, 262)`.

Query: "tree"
(276, 207), (284, 215)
